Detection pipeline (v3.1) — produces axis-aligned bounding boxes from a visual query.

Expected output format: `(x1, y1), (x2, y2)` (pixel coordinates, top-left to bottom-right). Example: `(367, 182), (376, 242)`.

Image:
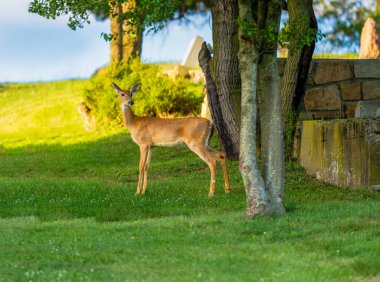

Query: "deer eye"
(121, 93), (125, 97)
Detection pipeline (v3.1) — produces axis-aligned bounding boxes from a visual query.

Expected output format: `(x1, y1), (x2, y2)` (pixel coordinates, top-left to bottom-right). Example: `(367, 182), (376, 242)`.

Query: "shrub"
(83, 59), (204, 129)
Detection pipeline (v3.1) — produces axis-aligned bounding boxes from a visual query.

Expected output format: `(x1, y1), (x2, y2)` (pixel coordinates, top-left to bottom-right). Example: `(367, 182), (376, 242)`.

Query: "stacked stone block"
(278, 59), (380, 119)
(278, 58), (380, 188)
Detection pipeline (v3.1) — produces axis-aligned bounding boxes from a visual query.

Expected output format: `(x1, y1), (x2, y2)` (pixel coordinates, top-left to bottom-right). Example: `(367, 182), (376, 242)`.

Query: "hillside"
(0, 80), (101, 148)
(0, 80), (379, 281)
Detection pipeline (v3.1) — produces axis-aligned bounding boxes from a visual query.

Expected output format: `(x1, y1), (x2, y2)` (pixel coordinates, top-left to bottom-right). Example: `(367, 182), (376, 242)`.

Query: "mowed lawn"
(0, 81), (379, 281)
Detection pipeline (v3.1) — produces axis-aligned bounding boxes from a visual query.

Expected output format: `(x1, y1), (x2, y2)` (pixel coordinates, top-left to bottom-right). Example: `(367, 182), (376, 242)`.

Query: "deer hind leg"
(208, 148), (230, 193)
(137, 145), (150, 195)
(188, 144), (217, 196)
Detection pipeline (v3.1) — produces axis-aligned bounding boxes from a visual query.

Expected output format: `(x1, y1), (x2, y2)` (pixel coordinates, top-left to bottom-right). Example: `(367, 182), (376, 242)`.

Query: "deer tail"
(206, 123), (215, 147)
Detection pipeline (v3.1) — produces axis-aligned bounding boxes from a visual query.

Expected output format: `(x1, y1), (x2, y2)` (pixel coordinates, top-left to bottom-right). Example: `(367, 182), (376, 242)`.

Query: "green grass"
(312, 53), (359, 59)
(278, 53), (359, 59)
(0, 80), (379, 281)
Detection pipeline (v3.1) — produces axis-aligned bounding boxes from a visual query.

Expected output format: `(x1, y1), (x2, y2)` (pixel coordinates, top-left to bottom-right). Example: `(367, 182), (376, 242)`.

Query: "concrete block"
(299, 119), (380, 188)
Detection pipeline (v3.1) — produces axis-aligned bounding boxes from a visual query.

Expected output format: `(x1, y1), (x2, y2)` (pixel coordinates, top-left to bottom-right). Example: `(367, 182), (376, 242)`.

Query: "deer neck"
(121, 104), (136, 129)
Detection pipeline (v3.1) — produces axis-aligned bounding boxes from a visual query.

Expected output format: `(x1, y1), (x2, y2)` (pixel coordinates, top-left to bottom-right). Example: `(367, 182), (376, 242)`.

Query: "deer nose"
(129, 100), (134, 106)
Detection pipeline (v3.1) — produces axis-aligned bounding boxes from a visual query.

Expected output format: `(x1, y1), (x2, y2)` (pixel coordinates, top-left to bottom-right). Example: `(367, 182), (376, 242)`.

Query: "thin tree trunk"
(209, 0), (241, 160)
(238, 0), (269, 218)
(293, 6), (317, 112)
(281, 0), (316, 113)
(238, 0), (285, 217)
(110, 1), (142, 66)
(280, 0), (316, 160)
(110, 3), (123, 66)
(199, 43), (233, 156)
(122, 0), (142, 60)
(257, 0), (285, 214)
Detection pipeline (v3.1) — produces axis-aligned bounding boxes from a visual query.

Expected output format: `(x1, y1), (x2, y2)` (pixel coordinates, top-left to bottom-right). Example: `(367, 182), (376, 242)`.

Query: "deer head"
(112, 82), (142, 106)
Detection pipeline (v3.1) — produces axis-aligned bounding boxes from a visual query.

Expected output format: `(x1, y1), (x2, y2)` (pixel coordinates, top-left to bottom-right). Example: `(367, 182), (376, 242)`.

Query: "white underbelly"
(153, 140), (184, 147)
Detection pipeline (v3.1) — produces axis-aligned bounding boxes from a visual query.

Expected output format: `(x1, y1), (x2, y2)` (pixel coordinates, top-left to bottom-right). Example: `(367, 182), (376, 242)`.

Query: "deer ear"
(129, 83), (142, 95)
(111, 82), (122, 92)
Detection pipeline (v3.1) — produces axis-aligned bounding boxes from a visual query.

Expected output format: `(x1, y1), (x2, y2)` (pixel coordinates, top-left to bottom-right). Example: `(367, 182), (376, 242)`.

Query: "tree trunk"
(110, 1), (142, 66)
(209, 0), (241, 160)
(199, 43), (234, 158)
(238, 0), (269, 218)
(257, 1), (285, 214)
(258, 0), (285, 214)
(239, 49), (268, 217)
(280, 0), (316, 160)
(238, 0), (285, 218)
(122, 1), (142, 60)
(281, 0), (316, 113)
(110, 3), (123, 66)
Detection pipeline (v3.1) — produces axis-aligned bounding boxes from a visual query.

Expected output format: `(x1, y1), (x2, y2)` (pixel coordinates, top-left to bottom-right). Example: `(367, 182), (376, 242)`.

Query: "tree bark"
(209, 0), (241, 160)
(199, 43), (235, 158)
(110, 1), (142, 66)
(122, 0), (142, 60)
(238, 0), (269, 218)
(281, 0), (316, 113)
(238, 0), (285, 218)
(257, 1), (285, 214)
(280, 0), (316, 160)
(110, 3), (123, 66)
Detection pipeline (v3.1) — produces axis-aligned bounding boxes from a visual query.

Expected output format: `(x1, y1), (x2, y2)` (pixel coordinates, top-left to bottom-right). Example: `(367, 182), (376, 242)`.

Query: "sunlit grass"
(313, 53), (359, 59)
(0, 80), (113, 148)
(278, 53), (359, 59)
(0, 80), (379, 281)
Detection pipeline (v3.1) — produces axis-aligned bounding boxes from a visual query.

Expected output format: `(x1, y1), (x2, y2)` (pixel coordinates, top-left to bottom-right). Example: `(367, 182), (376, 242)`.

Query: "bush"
(83, 59), (204, 129)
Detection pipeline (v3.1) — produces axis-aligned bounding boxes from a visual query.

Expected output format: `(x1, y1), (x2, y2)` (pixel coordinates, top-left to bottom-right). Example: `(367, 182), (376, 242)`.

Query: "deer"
(112, 82), (230, 196)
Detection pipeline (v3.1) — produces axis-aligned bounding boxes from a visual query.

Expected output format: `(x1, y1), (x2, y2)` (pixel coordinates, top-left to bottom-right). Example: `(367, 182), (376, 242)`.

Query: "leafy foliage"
(28, 0), (110, 29)
(279, 15), (324, 52)
(237, 15), (323, 53)
(119, 0), (181, 33)
(236, 17), (280, 50)
(83, 59), (204, 129)
(29, 0), (210, 39)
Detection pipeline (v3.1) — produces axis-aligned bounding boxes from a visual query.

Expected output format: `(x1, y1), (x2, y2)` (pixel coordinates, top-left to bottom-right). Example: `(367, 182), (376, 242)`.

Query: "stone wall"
(278, 59), (380, 119)
(299, 118), (380, 189)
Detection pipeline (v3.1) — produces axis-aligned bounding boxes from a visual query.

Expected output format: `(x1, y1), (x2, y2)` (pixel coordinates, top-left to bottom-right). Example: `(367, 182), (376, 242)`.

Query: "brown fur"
(112, 82), (230, 196)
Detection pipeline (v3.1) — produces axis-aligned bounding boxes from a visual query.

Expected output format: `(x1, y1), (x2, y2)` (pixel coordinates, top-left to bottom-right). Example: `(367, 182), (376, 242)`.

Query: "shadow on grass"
(0, 132), (217, 180)
(1, 133), (378, 223)
(0, 132), (246, 222)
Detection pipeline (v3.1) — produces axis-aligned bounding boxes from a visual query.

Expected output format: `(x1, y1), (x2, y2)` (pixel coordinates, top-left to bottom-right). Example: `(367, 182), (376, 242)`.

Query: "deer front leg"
(142, 147), (151, 194)
(137, 145), (150, 195)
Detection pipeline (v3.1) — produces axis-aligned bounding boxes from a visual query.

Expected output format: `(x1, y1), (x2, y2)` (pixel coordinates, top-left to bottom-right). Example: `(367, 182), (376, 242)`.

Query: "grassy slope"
(0, 81), (379, 281)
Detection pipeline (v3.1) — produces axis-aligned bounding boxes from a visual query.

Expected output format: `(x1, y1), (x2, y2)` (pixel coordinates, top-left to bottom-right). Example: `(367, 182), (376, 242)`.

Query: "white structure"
(359, 18), (380, 59)
(181, 36), (204, 67)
